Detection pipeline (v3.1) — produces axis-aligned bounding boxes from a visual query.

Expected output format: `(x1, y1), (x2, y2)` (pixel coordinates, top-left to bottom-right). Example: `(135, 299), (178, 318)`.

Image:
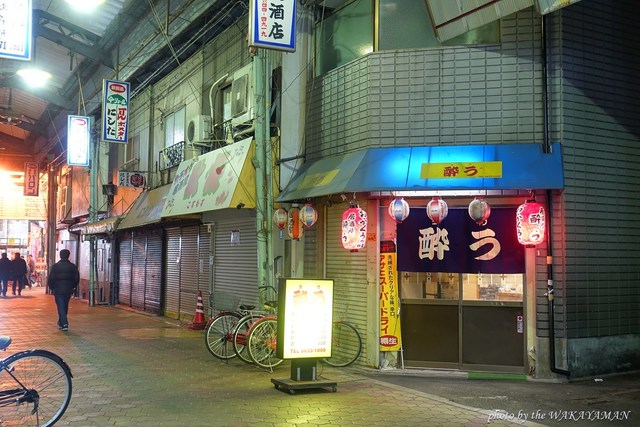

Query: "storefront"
(278, 142), (564, 372)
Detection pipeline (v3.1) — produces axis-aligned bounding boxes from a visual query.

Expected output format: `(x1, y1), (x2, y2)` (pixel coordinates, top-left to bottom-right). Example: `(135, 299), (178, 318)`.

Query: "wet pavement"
(0, 286), (636, 426)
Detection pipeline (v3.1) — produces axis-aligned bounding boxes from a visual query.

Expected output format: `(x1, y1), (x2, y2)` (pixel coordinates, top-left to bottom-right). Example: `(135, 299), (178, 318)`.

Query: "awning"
(118, 184), (172, 230)
(161, 136), (256, 217)
(77, 216), (121, 235)
(278, 142), (564, 202)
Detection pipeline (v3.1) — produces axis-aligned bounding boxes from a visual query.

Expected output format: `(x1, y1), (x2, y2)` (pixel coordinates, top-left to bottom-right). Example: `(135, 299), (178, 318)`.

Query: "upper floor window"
(164, 106), (185, 148)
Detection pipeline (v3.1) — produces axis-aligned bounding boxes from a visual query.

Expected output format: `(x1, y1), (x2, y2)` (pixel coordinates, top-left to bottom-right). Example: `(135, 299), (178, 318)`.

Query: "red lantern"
(299, 204), (318, 228)
(388, 198), (410, 223)
(426, 196), (448, 225)
(516, 200), (546, 246)
(468, 197), (491, 226)
(273, 208), (288, 230)
(287, 207), (304, 240)
(341, 206), (367, 251)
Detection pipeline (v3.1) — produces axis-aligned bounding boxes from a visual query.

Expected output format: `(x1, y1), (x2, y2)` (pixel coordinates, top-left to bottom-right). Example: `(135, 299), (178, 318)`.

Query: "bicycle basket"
(210, 290), (241, 312)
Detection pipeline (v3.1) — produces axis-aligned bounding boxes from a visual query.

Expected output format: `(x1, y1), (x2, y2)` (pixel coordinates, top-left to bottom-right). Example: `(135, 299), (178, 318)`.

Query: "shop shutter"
(198, 225), (212, 314)
(164, 226), (181, 319)
(179, 225), (200, 318)
(144, 228), (163, 314)
(326, 202), (369, 363)
(118, 231), (133, 306)
(213, 217), (259, 307)
(130, 233), (146, 310)
(303, 225), (318, 277)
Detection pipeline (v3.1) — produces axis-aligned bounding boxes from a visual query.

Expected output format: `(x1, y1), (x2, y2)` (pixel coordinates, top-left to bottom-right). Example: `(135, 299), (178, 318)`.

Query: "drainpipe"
(254, 50), (268, 305)
(541, 14), (570, 377)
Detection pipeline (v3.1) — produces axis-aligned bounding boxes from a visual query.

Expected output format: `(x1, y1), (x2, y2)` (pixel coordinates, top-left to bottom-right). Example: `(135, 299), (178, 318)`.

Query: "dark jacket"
(0, 255), (11, 280)
(11, 257), (28, 279)
(48, 259), (80, 295)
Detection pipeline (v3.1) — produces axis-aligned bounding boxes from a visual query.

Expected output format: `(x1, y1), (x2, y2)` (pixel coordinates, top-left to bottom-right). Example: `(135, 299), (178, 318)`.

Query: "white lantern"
(299, 204), (318, 228)
(388, 198), (410, 223)
(426, 197), (448, 225)
(468, 197), (491, 226)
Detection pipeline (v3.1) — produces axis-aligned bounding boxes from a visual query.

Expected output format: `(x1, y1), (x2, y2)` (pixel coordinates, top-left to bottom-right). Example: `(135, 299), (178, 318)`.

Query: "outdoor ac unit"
(230, 63), (254, 127)
(187, 115), (212, 144)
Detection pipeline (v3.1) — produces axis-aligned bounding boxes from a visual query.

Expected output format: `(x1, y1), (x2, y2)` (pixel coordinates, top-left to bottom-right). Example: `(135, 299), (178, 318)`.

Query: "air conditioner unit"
(187, 115), (212, 144)
(230, 63), (254, 127)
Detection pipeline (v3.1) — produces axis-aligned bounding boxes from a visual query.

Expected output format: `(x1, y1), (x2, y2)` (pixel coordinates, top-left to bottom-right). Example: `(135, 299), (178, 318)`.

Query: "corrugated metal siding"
(130, 234), (146, 310)
(548, 0), (640, 339)
(164, 227), (181, 319)
(144, 229), (163, 314)
(198, 225), (212, 315)
(213, 217), (259, 306)
(326, 202), (369, 365)
(303, 225), (318, 278)
(118, 232), (133, 306)
(179, 226), (200, 318)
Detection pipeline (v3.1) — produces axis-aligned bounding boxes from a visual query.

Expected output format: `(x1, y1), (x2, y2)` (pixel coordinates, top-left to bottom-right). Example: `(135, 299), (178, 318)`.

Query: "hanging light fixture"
(287, 207), (304, 240)
(388, 198), (410, 224)
(468, 197), (491, 226)
(516, 199), (546, 246)
(273, 207), (288, 239)
(341, 205), (368, 252)
(426, 196), (448, 225)
(299, 203), (318, 228)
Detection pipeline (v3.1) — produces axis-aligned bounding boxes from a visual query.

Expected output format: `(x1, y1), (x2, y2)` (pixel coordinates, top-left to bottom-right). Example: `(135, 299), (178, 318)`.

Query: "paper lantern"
(468, 197), (491, 226)
(516, 200), (546, 246)
(388, 198), (410, 223)
(287, 207), (304, 240)
(341, 206), (367, 251)
(273, 208), (288, 230)
(299, 204), (318, 228)
(426, 196), (448, 225)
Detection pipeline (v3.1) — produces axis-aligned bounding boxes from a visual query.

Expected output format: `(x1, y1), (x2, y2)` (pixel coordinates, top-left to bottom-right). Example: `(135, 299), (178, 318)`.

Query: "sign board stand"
(271, 359), (337, 395)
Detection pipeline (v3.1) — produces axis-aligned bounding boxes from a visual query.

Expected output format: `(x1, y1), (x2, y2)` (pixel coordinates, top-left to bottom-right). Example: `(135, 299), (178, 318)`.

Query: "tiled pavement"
(0, 287), (542, 427)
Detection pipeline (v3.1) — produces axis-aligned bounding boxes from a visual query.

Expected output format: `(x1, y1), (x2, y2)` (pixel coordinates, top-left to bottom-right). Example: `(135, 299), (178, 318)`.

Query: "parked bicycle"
(0, 336), (73, 427)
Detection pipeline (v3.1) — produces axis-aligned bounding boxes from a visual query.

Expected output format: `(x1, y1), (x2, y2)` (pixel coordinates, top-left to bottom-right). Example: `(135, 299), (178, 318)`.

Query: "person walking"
(11, 252), (28, 296)
(0, 253), (12, 297)
(26, 254), (36, 289)
(47, 249), (79, 331)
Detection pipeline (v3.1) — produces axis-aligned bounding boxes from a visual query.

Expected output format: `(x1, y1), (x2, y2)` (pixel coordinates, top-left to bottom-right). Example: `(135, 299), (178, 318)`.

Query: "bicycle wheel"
(204, 312), (241, 359)
(232, 314), (264, 364)
(247, 318), (283, 369)
(0, 349), (73, 427)
(322, 321), (362, 367)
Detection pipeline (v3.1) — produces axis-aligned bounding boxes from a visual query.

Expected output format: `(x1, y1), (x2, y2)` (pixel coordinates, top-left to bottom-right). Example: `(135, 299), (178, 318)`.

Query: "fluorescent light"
(16, 68), (52, 88)
(65, 0), (105, 12)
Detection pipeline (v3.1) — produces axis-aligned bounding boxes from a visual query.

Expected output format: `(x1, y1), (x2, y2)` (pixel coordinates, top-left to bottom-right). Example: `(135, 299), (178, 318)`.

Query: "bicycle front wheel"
(247, 318), (283, 369)
(232, 314), (264, 365)
(205, 312), (241, 359)
(0, 349), (73, 427)
(322, 321), (362, 367)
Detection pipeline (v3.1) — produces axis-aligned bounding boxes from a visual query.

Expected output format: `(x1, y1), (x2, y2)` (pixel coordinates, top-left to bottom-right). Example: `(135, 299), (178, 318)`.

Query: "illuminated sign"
(67, 116), (91, 166)
(277, 278), (333, 359)
(0, 0), (32, 60)
(420, 161), (502, 179)
(248, 0), (296, 52)
(118, 171), (147, 188)
(23, 162), (38, 197)
(102, 79), (130, 143)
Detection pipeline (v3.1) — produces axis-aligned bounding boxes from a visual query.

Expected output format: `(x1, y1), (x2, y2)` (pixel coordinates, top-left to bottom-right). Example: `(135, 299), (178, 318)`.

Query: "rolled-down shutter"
(179, 225), (200, 318)
(118, 231), (133, 306)
(144, 228), (163, 314)
(164, 226), (181, 319)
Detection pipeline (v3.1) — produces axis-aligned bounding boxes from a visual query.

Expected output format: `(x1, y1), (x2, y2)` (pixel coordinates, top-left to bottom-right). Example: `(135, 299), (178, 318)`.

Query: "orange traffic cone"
(188, 291), (207, 330)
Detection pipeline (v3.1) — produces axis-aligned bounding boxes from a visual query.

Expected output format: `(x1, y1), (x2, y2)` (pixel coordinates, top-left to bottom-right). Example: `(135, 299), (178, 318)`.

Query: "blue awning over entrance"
(277, 143), (564, 202)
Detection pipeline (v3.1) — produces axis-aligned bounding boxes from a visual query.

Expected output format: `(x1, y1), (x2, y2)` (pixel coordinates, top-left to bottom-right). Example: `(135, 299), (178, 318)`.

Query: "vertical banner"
(0, 0), (32, 60)
(23, 162), (39, 196)
(67, 115), (91, 166)
(102, 79), (130, 143)
(248, 0), (296, 52)
(380, 248), (402, 352)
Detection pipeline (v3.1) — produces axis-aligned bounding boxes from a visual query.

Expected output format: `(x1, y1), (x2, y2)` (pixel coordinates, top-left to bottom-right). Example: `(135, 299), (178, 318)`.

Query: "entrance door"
(400, 272), (525, 372)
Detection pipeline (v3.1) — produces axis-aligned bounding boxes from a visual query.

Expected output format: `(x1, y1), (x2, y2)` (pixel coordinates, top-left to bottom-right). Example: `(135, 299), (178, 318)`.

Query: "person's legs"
(54, 293), (72, 329)
(0, 278), (6, 296)
(11, 279), (16, 295)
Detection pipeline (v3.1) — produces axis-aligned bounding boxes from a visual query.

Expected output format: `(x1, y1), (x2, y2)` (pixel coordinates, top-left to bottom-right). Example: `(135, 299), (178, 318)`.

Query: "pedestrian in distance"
(26, 254), (36, 289)
(47, 249), (79, 332)
(0, 253), (11, 297)
(11, 252), (28, 296)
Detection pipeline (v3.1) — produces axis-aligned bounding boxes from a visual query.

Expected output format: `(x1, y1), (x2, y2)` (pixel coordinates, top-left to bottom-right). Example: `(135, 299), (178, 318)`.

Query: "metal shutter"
(303, 225), (318, 277)
(144, 228), (163, 314)
(198, 225), (212, 315)
(179, 225), (200, 318)
(326, 202), (369, 364)
(164, 226), (181, 319)
(213, 217), (259, 306)
(130, 233), (146, 310)
(118, 231), (133, 306)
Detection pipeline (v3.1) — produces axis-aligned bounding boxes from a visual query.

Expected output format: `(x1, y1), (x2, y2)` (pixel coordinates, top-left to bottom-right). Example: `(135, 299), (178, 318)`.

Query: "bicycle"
(322, 321), (362, 367)
(0, 336), (73, 427)
(204, 290), (247, 360)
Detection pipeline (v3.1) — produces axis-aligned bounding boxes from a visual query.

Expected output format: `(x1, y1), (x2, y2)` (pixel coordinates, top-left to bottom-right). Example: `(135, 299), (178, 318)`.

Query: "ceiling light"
(65, 0), (105, 12)
(16, 68), (52, 88)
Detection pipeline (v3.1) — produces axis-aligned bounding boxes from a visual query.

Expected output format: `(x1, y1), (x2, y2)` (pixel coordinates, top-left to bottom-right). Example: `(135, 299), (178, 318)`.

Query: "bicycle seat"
(264, 300), (278, 309)
(0, 336), (11, 351)
(239, 304), (256, 311)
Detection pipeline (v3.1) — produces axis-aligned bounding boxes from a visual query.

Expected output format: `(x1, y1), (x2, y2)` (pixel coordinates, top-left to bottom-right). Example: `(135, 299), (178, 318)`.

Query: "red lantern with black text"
(516, 200), (546, 246)
(341, 206), (367, 251)
(287, 207), (304, 240)
(468, 197), (491, 226)
(299, 204), (318, 228)
(426, 196), (448, 225)
(388, 198), (410, 223)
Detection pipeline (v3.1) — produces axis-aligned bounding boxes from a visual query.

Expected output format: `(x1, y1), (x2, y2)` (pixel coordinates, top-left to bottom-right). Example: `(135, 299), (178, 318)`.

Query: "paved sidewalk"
(1, 287), (542, 427)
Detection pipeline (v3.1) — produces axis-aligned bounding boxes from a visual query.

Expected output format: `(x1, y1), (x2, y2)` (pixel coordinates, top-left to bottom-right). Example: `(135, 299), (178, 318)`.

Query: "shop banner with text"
(380, 250), (402, 351)
(397, 207), (524, 273)
(102, 79), (130, 143)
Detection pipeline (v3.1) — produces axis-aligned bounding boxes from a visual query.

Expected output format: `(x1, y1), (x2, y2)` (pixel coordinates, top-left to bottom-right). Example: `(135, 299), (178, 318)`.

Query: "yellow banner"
(380, 253), (402, 351)
(420, 161), (502, 179)
(300, 169), (340, 189)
